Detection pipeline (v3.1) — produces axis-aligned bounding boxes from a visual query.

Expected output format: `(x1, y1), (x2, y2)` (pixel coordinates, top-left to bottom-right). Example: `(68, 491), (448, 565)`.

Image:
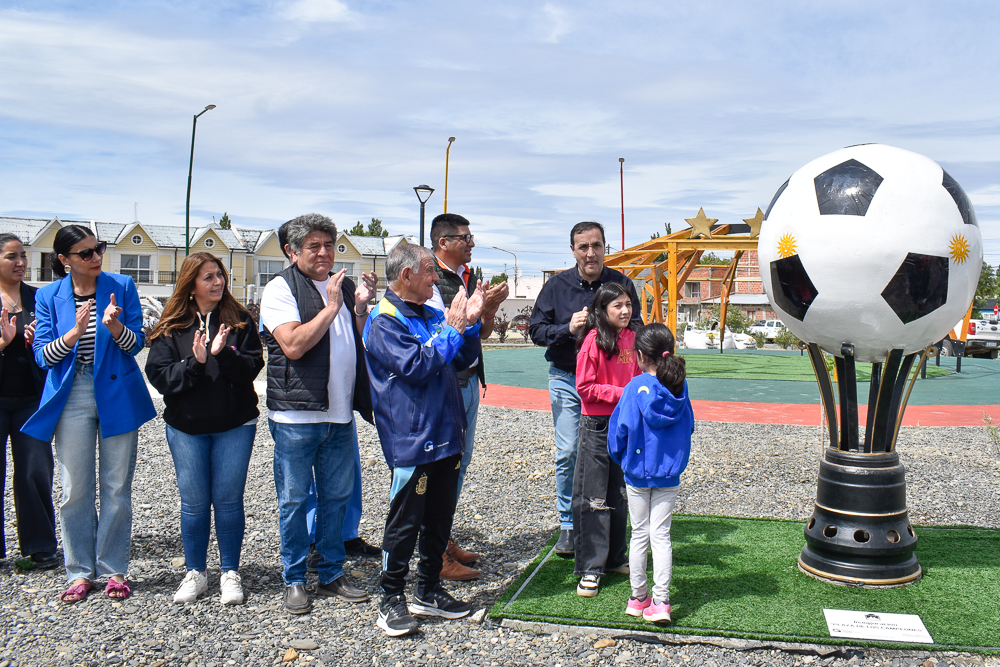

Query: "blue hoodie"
(608, 373), (694, 488)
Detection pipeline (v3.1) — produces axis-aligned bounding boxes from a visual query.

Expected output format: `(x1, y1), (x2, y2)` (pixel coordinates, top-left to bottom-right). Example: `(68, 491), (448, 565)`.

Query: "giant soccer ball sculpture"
(759, 144), (981, 586)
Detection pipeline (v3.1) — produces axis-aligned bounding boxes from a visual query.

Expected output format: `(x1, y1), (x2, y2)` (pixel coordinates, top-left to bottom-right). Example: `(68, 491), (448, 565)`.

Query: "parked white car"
(749, 319), (783, 342)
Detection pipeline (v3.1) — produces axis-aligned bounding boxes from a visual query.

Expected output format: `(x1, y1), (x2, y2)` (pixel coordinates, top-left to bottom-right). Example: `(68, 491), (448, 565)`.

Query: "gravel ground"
(3, 356), (1000, 666)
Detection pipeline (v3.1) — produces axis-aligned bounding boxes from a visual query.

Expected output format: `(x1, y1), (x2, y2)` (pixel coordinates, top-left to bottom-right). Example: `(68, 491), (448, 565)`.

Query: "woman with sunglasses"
(23, 224), (156, 603)
(0, 233), (58, 570)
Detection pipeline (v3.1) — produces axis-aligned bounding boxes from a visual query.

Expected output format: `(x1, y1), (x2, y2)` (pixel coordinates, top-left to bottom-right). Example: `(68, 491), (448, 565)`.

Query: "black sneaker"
(344, 537), (381, 558)
(408, 587), (473, 619)
(378, 595), (420, 637)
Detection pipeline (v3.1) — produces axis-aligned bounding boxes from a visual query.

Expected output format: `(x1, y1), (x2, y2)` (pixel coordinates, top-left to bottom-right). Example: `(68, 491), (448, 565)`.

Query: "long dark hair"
(50, 225), (96, 278)
(576, 282), (632, 358)
(149, 253), (249, 341)
(634, 323), (686, 397)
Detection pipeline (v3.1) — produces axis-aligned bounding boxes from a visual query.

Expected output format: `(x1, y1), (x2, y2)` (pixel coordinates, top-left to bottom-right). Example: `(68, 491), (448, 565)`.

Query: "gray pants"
(626, 484), (680, 602)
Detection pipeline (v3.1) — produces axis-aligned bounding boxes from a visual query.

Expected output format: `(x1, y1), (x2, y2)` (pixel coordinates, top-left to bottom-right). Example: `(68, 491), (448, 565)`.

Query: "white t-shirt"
(260, 275), (357, 424)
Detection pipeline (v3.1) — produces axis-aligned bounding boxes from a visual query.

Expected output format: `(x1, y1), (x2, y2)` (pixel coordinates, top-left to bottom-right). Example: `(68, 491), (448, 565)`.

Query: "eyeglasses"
(443, 234), (474, 244)
(67, 241), (108, 261)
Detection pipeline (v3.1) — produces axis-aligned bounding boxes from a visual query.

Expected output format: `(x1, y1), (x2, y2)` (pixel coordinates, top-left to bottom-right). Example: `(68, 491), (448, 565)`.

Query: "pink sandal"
(104, 579), (131, 599)
(60, 580), (93, 603)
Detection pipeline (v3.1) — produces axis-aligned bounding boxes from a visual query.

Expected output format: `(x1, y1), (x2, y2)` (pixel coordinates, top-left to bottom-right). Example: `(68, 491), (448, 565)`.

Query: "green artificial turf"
(680, 353), (952, 382)
(491, 515), (1000, 652)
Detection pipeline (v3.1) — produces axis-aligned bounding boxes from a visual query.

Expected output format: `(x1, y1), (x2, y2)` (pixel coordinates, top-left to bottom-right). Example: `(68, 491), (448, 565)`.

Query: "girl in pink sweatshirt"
(573, 282), (640, 598)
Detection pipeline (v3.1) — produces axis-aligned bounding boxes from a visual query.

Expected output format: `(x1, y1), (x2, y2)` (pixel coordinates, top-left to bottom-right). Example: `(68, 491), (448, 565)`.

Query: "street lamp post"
(619, 157), (625, 251)
(492, 246), (519, 297)
(413, 185), (435, 247)
(185, 104), (216, 255)
(444, 137), (455, 214)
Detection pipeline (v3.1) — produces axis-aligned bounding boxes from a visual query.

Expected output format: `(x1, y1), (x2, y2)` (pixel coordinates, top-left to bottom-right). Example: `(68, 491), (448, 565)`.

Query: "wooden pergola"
(603, 208), (763, 340)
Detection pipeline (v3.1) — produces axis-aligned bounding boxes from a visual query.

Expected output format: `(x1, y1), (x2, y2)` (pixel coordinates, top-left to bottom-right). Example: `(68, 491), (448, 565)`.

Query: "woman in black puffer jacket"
(145, 252), (264, 606)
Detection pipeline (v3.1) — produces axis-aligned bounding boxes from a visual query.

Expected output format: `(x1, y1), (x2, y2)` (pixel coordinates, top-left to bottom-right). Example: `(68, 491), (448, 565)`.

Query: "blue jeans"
(53, 366), (138, 583)
(456, 374), (480, 500)
(549, 366), (581, 530)
(306, 420), (363, 543)
(165, 423), (255, 572)
(270, 420), (354, 586)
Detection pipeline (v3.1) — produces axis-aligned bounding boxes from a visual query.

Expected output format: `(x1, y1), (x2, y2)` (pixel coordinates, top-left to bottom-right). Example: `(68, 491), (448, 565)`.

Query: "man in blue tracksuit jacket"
(362, 244), (484, 637)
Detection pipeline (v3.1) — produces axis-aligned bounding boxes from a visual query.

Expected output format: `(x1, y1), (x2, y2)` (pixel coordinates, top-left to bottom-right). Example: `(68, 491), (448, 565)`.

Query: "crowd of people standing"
(1, 215), (693, 636)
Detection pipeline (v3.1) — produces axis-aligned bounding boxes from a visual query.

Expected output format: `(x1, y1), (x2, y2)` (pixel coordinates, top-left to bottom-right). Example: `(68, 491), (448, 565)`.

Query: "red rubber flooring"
(481, 384), (998, 427)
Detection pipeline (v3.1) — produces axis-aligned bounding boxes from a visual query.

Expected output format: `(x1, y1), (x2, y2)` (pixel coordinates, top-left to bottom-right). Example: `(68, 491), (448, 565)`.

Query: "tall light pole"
(413, 185), (435, 247)
(619, 157), (625, 251)
(492, 246), (519, 297)
(186, 104), (216, 255)
(444, 137), (455, 213)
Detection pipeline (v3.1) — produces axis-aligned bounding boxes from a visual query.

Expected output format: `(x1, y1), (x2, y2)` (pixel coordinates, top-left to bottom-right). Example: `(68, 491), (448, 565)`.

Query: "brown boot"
(440, 552), (479, 580)
(447, 539), (481, 565)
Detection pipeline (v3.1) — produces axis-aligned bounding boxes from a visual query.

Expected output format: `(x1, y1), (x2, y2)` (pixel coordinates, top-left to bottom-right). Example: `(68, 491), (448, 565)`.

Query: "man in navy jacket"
(362, 244), (484, 637)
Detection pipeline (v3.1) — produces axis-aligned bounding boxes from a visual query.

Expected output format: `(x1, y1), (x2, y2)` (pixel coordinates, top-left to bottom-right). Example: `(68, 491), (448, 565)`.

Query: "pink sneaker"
(643, 600), (671, 623)
(625, 595), (651, 617)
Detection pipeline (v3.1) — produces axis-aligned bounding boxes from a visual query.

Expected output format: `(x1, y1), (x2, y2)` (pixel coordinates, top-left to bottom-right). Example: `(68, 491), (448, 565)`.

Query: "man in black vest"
(260, 214), (378, 614)
(426, 213), (508, 580)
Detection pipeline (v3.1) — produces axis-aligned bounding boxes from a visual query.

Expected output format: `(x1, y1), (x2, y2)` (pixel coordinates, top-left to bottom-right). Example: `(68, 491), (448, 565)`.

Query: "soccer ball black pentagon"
(759, 144), (981, 363)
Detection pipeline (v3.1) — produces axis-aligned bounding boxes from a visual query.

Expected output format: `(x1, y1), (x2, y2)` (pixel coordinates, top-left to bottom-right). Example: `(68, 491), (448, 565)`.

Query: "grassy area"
(492, 516), (1000, 652)
(681, 352), (951, 382)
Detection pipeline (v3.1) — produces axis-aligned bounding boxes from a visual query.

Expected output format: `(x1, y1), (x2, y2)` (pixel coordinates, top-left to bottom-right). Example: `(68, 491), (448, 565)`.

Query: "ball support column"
(798, 342), (934, 586)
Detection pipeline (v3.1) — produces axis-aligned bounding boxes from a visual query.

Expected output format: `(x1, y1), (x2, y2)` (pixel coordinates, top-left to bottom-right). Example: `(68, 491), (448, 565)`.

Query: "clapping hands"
(103, 293), (124, 339)
(0, 307), (15, 350)
(192, 323), (232, 363)
(445, 288), (470, 333)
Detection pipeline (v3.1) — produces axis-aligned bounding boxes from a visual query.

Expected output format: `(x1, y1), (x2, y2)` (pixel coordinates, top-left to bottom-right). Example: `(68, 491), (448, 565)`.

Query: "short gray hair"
(284, 214), (338, 253)
(386, 243), (432, 283)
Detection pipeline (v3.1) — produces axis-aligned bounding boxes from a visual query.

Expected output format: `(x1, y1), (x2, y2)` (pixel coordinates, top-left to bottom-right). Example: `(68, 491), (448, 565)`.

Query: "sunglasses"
(442, 234), (474, 244)
(67, 241), (108, 261)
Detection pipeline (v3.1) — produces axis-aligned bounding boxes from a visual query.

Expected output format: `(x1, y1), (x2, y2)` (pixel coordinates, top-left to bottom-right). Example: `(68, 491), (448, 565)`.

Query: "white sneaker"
(220, 570), (245, 605)
(174, 570), (208, 604)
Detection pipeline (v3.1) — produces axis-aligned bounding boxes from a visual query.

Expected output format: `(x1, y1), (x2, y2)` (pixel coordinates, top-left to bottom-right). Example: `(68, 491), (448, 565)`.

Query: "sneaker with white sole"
(173, 570), (208, 604)
(220, 570), (244, 605)
(377, 595), (420, 637)
(643, 599), (671, 623)
(408, 587), (472, 619)
(577, 574), (600, 597)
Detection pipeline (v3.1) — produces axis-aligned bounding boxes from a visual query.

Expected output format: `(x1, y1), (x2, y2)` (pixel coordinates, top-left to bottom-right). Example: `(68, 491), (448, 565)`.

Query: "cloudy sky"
(2, 1), (999, 277)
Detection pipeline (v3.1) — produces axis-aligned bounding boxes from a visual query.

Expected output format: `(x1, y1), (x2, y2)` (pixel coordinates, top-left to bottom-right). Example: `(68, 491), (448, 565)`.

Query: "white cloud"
(279, 0), (353, 23)
(542, 4), (570, 43)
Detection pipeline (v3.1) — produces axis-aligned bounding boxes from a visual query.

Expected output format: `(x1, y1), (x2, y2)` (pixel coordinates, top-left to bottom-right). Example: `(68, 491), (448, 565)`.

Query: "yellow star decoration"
(743, 208), (764, 239)
(777, 233), (797, 259)
(686, 208), (718, 239)
(949, 234), (970, 264)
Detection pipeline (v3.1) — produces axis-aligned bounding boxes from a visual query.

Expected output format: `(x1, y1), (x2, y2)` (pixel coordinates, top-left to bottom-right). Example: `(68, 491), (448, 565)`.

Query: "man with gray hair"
(362, 243), (484, 637)
(260, 213), (378, 614)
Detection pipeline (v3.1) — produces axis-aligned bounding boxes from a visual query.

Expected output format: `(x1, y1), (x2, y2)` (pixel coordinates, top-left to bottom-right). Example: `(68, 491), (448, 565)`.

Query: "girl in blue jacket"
(608, 323), (693, 624)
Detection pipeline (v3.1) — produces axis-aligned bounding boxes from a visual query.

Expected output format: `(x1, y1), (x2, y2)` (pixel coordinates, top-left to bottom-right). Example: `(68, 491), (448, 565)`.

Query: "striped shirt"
(43, 293), (139, 367)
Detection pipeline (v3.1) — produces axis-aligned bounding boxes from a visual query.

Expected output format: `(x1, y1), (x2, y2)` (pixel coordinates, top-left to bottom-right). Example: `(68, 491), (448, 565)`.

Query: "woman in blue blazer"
(23, 225), (156, 603)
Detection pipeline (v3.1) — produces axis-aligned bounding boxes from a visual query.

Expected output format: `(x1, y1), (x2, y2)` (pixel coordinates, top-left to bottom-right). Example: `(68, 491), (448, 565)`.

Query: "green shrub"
(773, 327), (800, 350)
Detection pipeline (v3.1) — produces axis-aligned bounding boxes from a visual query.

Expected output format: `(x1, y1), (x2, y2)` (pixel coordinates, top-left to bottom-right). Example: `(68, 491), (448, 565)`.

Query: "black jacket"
(529, 265), (642, 373)
(0, 282), (45, 396)
(145, 307), (264, 435)
(433, 262), (486, 386)
(261, 264), (373, 423)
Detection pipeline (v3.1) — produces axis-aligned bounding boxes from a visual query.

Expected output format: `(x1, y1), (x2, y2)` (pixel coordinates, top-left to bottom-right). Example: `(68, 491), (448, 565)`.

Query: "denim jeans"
(572, 414), (628, 576)
(270, 419), (354, 586)
(548, 366), (581, 530)
(165, 423), (255, 572)
(306, 420), (363, 543)
(0, 394), (56, 559)
(455, 374), (480, 501)
(53, 366), (138, 583)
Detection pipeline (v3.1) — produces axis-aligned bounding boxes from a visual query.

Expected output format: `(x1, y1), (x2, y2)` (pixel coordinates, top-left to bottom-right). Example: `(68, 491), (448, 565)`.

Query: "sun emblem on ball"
(777, 233), (797, 259)
(949, 234), (970, 264)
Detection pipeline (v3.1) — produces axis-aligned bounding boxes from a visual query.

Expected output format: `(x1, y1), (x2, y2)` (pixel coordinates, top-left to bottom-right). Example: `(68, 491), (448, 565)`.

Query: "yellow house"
(0, 215), (410, 302)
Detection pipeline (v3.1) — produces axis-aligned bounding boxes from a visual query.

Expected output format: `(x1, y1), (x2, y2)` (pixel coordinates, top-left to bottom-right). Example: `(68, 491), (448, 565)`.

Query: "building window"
(684, 282), (701, 299)
(204, 237), (216, 249)
(120, 255), (151, 283)
(258, 260), (284, 286)
(332, 262), (355, 279)
(338, 244), (347, 254)
(131, 234), (143, 245)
